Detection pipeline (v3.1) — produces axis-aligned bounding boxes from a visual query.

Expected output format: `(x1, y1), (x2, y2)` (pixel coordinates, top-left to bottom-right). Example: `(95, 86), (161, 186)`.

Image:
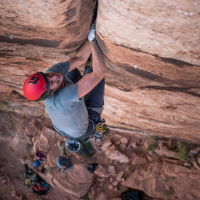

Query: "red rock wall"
(0, 1), (200, 199)
(97, 0), (200, 142)
(1, 0), (199, 143)
(0, 0), (96, 101)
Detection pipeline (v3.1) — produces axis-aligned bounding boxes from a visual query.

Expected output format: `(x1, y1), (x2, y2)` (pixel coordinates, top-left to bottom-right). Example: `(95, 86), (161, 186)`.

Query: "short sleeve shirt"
(44, 62), (89, 138)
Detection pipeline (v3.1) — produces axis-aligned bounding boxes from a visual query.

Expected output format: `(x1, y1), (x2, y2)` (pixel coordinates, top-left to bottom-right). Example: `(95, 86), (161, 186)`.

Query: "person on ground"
(23, 25), (106, 147)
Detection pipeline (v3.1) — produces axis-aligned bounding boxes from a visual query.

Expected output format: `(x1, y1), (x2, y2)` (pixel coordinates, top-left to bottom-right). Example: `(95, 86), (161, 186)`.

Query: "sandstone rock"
(183, 162), (192, 168)
(105, 149), (129, 163)
(101, 139), (112, 151)
(108, 184), (114, 190)
(112, 134), (122, 145)
(1, 0), (200, 200)
(125, 166), (130, 172)
(196, 154), (200, 167)
(116, 171), (124, 182)
(0, 0), (200, 145)
(146, 154), (154, 162)
(163, 158), (180, 165)
(0, 176), (7, 185)
(121, 178), (125, 183)
(155, 147), (178, 159)
(97, 178), (106, 185)
(193, 160), (200, 170)
(123, 161), (200, 200)
(108, 165), (117, 176)
(120, 137), (128, 145)
(131, 156), (147, 166)
(143, 140), (150, 151)
(98, 0), (200, 65)
(131, 142), (137, 149)
(119, 143), (127, 152)
(115, 140), (121, 146)
(95, 192), (108, 200)
(33, 127), (58, 153)
(112, 180), (118, 187)
(98, 2), (200, 143)
(130, 152), (137, 159)
(114, 186), (119, 191)
(191, 152), (200, 170)
(95, 165), (109, 178)
(109, 176), (115, 183)
(53, 163), (94, 198)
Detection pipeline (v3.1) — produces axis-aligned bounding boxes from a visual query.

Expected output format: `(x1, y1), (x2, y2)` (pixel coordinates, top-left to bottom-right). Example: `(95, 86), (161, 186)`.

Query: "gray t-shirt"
(44, 62), (89, 138)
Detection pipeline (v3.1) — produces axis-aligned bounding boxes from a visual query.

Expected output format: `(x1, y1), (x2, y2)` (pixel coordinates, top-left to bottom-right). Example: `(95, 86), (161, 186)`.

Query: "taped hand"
(88, 24), (96, 41)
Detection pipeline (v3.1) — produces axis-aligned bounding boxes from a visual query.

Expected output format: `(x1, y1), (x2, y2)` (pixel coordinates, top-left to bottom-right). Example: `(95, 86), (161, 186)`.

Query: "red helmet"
(23, 72), (49, 100)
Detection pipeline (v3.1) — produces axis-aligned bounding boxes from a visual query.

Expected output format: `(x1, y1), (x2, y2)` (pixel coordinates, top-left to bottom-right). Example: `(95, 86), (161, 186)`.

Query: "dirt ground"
(0, 110), (200, 200)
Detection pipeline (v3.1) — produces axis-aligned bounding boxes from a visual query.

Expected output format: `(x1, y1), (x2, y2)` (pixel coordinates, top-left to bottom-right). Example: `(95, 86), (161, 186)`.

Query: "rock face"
(98, 0), (200, 65)
(0, 0), (200, 199)
(97, 0), (200, 142)
(0, 0), (96, 101)
(1, 111), (200, 200)
(123, 162), (200, 200)
(1, 0), (200, 142)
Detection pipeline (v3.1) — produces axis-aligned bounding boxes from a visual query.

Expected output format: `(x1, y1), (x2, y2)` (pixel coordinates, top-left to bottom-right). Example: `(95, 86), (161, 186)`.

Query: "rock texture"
(0, 0), (200, 200)
(1, 111), (200, 200)
(98, 0), (200, 65)
(123, 162), (200, 200)
(97, 0), (200, 142)
(1, 0), (200, 142)
(0, 0), (96, 101)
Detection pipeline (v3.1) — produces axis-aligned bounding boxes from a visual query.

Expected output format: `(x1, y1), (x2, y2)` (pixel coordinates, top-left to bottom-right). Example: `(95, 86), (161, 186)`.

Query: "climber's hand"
(88, 24), (96, 41)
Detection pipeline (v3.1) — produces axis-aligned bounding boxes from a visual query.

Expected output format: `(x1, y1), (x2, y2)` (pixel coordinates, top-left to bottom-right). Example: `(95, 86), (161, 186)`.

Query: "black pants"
(68, 68), (105, 125)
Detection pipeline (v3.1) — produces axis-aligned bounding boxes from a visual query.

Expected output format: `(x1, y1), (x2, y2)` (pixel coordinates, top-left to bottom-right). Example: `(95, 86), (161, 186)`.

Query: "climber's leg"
(85, 78), (105, 125)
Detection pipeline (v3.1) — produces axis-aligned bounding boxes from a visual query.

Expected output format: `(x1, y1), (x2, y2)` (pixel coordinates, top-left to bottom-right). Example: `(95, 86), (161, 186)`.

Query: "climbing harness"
(64, 119), (110, 154)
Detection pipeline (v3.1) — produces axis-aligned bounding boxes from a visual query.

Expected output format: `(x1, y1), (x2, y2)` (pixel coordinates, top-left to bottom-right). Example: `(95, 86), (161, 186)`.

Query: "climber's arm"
(77, 40), (106, 98)
(68, 41), (91, 72)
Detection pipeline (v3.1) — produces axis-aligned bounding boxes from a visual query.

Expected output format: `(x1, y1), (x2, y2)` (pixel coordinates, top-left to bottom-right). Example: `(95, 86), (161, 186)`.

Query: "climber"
(23, 25), (107, 150)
